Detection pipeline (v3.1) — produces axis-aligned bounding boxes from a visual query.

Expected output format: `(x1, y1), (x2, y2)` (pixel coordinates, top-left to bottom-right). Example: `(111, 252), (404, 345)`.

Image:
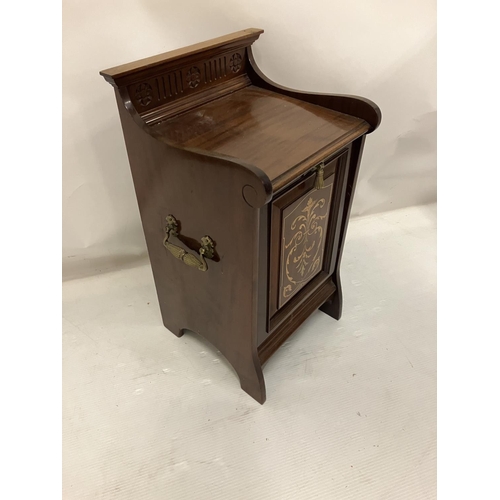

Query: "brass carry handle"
(163, 215), (215, 272)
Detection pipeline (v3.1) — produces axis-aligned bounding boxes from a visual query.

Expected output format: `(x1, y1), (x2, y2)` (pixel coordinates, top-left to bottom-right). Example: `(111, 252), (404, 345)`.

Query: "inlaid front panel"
(279, 183), (333, 307)
(267, 150), (349, 334)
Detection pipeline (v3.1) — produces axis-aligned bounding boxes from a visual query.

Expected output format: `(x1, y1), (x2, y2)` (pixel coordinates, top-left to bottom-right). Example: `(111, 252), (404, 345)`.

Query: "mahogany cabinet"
(101, 28), (381, 404)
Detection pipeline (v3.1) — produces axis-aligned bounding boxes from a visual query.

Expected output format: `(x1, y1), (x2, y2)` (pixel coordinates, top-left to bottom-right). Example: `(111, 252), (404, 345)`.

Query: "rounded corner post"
(239, 161), (273, 209)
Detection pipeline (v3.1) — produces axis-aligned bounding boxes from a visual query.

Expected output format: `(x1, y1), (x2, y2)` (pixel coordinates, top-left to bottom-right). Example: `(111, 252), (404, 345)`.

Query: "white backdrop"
(62, 0), (436, 277)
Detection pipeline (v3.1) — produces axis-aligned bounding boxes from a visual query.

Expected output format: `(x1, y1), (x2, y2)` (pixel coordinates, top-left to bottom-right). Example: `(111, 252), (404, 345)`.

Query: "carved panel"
(186, 66), (201, 88)
(204, 56), (227, 83)
(127, 49), (246, 113)
(279, 183), (334, 308)
(135, 83), (153, 106)
(164, 70), (184, 96)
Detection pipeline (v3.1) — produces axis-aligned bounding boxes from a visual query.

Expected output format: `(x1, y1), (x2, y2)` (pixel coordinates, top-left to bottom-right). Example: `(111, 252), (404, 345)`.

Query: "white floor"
(63, 204), (436, 499)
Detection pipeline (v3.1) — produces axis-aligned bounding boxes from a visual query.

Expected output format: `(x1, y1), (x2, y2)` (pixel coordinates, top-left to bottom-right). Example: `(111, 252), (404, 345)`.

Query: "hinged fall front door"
(268, 149), (349, 331)
(279, 182), (334, 307)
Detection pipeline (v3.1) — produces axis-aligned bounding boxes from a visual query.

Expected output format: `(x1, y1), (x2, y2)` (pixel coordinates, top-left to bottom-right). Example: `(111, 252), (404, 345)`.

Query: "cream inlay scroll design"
(280, 184), (333, 305)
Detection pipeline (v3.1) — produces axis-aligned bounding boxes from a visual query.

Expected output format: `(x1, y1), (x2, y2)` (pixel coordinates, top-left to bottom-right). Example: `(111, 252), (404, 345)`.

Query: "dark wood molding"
(100, 28), (263, 85)
(140, 74), (251, 125)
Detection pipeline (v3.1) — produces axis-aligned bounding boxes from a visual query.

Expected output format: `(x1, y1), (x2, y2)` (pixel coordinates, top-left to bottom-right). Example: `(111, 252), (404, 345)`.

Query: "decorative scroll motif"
(229, 53), (242, 73)
(135, 83), (153, 106)
(186, 66), (201, 88)
(279, 184), (333, 307)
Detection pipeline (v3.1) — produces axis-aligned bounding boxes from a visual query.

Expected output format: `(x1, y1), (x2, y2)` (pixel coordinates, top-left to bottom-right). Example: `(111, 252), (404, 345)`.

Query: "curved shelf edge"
(246, 47), (382, 134)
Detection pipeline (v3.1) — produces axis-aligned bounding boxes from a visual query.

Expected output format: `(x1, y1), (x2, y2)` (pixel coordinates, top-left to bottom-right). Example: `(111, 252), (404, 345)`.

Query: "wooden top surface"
(154, 86), (369, 191)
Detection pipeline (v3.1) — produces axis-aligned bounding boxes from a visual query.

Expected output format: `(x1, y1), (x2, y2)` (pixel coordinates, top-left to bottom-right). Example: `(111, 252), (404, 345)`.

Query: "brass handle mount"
(314, 161), (325, 190)
(163, 215), (215, 272)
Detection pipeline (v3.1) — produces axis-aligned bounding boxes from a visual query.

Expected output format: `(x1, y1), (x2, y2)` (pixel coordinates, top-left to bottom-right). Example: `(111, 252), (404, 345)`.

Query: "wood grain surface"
(155, 86), (369, 191)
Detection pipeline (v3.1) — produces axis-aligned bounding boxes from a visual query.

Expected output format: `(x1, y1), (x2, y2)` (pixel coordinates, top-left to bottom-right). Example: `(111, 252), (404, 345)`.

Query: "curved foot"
(237, 358), (266, 404)
(161, 322), (266, 403)
(320, 276), (343, 320)
(163, 322), (185, 338)
(172, 328), (185, 338)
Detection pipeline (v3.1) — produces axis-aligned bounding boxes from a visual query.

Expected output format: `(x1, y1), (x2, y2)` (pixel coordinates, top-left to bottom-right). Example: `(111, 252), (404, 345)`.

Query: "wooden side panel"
(114, 90), (269, 403)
